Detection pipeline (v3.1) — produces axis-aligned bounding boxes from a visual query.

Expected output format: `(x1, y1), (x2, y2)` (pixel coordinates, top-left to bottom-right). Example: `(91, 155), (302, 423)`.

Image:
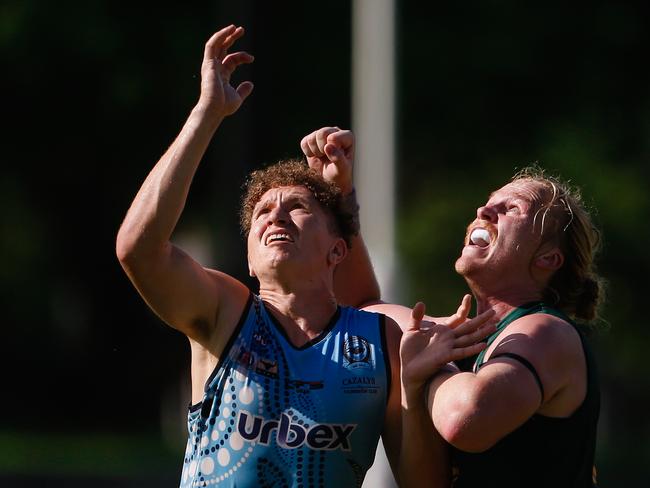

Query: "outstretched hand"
(400, 300), (495, 394)
(199, 25), (254, 118)
(301, 127), (355, 195)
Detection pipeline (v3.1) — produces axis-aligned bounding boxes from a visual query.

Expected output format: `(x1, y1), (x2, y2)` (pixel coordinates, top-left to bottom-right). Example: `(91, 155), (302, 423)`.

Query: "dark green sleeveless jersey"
(452, 302), (600, 488)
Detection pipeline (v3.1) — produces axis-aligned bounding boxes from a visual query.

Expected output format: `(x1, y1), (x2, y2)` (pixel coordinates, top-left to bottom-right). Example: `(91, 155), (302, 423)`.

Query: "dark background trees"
(2, 1), (647, 485)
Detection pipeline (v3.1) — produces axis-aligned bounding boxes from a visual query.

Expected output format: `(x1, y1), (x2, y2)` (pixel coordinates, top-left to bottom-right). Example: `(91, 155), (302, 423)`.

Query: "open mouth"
(265, 233), (294, 245)
(468, 228), (491, 248)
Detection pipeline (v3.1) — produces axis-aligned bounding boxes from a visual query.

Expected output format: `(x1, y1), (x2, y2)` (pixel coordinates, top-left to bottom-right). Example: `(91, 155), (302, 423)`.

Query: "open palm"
(199, 25), (254, 117)
(400, 302), (495, 390)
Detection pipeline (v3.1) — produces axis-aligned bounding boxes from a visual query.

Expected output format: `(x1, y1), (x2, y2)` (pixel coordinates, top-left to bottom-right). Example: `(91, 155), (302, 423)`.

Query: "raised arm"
(116, 25), (253, 343)
(398, 302), (495, 487)
(300, 127), (380, 307)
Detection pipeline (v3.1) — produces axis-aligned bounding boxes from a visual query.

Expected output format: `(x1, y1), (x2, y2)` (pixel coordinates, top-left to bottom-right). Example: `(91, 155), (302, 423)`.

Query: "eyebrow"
(487, 191), (533, 203)
(253, 193), (312, 214)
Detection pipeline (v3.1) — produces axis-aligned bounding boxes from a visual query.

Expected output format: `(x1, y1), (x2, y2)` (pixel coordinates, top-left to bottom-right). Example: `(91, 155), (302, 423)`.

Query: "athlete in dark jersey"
(324, 148), (605, 487)
(451, 302), (599, 487)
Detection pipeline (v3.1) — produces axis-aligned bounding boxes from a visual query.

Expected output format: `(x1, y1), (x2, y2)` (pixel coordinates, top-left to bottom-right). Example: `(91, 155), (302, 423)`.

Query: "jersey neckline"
(262, 300), (342, 350)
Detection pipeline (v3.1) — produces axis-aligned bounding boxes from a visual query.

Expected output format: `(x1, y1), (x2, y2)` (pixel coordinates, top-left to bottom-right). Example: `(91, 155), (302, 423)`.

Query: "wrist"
(193, 99), (227, 126)
(339, 183), (355, 197)
(402, 380), (429, 410)
(341, 188), (360, 235)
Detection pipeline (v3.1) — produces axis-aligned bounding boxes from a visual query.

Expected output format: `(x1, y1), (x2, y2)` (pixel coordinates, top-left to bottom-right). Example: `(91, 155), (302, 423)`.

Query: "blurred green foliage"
(1, 0), (648, 486)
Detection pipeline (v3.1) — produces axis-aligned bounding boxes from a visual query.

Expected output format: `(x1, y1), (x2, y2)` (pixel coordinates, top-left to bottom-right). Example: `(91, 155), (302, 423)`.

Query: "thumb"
(236, 81), (254, 102)
(324, 143), (345, 164)
(408, 302), (426, 331)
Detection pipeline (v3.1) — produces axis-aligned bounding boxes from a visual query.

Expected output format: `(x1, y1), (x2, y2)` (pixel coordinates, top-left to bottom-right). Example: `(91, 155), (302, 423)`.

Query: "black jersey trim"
(187, 291), (254, 412)
(485, 352), (545, 402)
(264, 302), (341, 351)
(379, 313), (391, 405)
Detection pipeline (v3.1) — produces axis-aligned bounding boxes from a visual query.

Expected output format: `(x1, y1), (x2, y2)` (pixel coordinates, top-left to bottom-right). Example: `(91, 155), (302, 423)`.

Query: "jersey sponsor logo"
(255, 357), (278, 378)
(342, 335), (374, 371)
(342, 376), (375, 386)
(341, 376), (379, 394)
(288, 379), (324, 393)
(236, 348), (279, 378)
(237, 348), (257, 368)
(237, 410), (356, 451)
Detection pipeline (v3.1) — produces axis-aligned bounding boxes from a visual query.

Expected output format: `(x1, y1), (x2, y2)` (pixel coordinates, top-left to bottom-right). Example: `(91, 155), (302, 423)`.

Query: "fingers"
(458, 294), (472, 320)
(300, 135), (312, 157)
(449, 342), (488, 362)
(306, 133), (321, 158)
(454, 322), (496, 348)
(300, 130), (319, 158)
(220, 26), (245, 58)
(204, 25), (245, 62)
(221, 51), (254, 77)
(324, 130), (354, 162)
(326, 129), (354, 149)
(204, 25), (236, 61)
(408, 302), (426, 332)
(323, 143), (344, 163)
(300, 127), (342, 158)
(445, 294), (472, 329)
(452, 308), (496, 337)
(317, 127), (339, 153)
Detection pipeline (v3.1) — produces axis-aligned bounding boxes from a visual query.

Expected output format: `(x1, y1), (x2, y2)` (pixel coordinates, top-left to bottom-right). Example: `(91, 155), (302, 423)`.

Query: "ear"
(328, 238), (348, 266)
(534, 247), (564, 271)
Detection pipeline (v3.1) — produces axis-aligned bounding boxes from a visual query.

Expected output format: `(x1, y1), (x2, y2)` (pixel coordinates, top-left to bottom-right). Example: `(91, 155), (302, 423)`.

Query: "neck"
(469, 283), (543, 320)
(258, 279), (338, 345)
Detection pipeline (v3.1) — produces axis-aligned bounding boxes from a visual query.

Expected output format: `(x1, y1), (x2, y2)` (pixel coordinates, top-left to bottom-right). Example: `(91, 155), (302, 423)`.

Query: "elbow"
(115, 224), (146, 267)
(116, 224), (169, 272)
(438, 417), (490, 453)
(435, 394), (496, 453)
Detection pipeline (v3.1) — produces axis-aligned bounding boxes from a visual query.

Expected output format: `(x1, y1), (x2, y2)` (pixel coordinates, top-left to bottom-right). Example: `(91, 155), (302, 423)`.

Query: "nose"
(266, 204), (289, 225)
(477, 204), (497, 223)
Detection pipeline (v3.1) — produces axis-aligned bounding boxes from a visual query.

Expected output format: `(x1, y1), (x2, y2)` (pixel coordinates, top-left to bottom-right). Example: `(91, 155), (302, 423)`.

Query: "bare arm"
(380, 317), (403, 483)
(116, 25), (253, 343)
(301, 127), (380, 306)
(426, 314), (585, 453)
(398, 302), (495, 487)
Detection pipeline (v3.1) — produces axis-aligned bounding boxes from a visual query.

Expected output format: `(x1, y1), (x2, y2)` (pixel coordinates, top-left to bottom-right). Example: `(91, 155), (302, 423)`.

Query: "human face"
(247, 185), (344, 278)
(455, 180), (549, 283)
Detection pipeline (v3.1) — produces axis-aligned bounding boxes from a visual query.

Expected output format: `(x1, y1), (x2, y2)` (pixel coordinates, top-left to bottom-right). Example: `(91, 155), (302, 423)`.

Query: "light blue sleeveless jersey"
(179, 294), (391, 488)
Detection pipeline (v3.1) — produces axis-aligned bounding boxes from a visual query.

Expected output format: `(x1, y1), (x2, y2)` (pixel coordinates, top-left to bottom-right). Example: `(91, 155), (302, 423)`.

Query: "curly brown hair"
(513, 166), (606, 323)
(240, 159), (358, 247)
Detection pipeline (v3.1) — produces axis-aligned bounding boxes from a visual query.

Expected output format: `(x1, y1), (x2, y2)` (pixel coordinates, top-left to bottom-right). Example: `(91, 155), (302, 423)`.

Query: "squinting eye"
(255, 207), (270, 219)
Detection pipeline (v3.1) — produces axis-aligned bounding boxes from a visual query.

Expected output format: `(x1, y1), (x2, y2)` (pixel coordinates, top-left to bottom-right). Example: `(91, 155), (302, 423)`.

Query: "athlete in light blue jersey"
(117, 24), (492, 488)
(180, 296), (391, 487)
(117, 25), (403, 487)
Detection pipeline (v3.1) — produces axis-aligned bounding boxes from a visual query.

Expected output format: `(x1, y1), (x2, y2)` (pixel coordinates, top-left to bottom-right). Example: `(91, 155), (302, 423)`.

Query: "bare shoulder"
(203, 267), (251, 336)
(204, 267), (250, 304)
(361, 302), (413, 332)
(486, 313), (582, 367)
(492, 313), (582, 357)
(358, 305), (403, 341)
(485, 312), (586, 411)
